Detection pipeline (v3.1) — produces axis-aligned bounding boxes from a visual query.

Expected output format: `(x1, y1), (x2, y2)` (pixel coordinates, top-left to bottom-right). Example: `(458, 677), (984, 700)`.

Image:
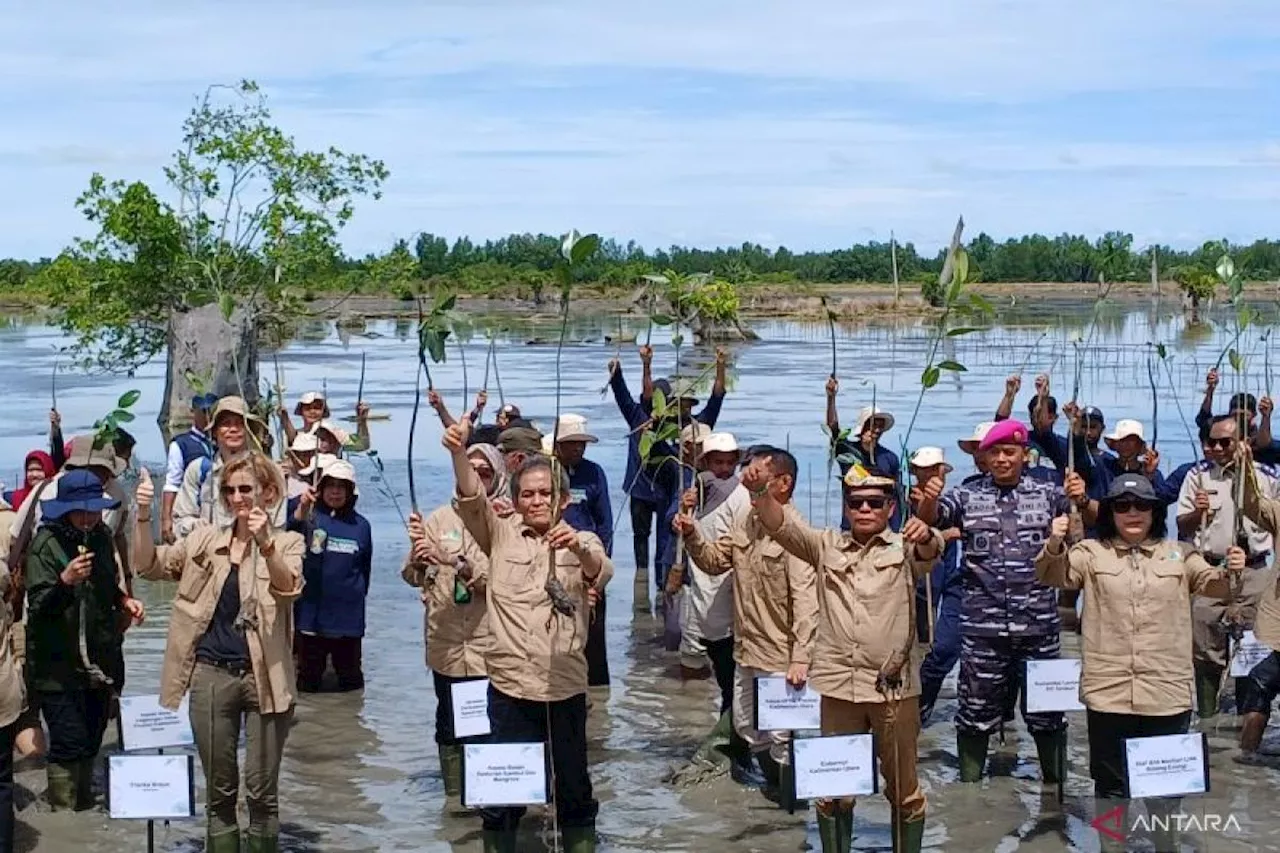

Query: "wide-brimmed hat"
(318, 459), (357, 486)
(552, 414), (598, 444)
(1104, 419), (1146, 448)
(978, 419), (1029, 452)
(313, 419), (350, 446)
(958, 422), (996, 455)
(909, 446), (953, 473)
(856, 406), (895, 435)
(40, 469), (120, 519)
(653, 378), (698, 406)
(211, 396), (263, 430)
(498, 426), (544, 455)
(191, 393), (219, 411)
(64, 435), (127, 477)
(680, 421), (712, 445)
(1104, 473), (1157, 504)
(290, 432), (319, 454)
(293, 391), (330, 417)
(698, 432), (741, 460)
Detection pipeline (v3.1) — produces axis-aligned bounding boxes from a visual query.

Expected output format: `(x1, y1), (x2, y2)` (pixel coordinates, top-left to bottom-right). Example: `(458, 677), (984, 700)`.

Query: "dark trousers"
(40, 688), (111, 764)
(481, 687), (598, 832)
(295, 633), (364, 692)
(957, 633), (1065, 736)
(1086, 709), (1191, 799)
(704, 636), (735, 715)
(630, 498), (656, 574)
(432, 671), (487, 746)
(585, 593), (610, 687)
(1241, 650), (1280, 717)
(917, 573), (963, 685)
(0, 721), (14, 853)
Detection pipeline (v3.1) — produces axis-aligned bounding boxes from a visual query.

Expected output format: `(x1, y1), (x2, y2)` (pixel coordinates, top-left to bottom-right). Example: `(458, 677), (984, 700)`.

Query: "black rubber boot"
(482, 830), (517, 853)
(756, 750), (782, 802)
(919, 677), (943, 726)
(1032, 730), (1066, 785)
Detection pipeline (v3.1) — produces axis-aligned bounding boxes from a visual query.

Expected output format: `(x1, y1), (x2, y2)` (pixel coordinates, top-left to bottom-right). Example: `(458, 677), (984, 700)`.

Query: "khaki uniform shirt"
(685, 505), (819, 673)
(770, 516), (940, 703)
(0, 506), (24, 728)
(1176, 463), (1278, 558)
(137, 524), (304, 713)
(456, 493), (613, 703)
(1035, 538), (1230, 714)
(1241, 486), (1280, 653)
(173, 455), (287, 539)
(400, 502), (491, 678)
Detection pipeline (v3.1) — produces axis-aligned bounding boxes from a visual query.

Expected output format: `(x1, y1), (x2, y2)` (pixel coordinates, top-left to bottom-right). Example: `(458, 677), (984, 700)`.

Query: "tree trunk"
(157, 304), (260, 443)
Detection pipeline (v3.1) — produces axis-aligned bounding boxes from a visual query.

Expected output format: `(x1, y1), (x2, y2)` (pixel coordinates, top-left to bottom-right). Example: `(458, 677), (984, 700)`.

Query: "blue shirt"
(288, 498), (374, 638)
(657, 464), (697, 574)
(562, 458), (614, 557)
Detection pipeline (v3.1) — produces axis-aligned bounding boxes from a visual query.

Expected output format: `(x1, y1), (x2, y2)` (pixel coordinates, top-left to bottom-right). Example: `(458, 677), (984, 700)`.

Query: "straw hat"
(680, 422), (712, 445)
(856, 406), (895, 434)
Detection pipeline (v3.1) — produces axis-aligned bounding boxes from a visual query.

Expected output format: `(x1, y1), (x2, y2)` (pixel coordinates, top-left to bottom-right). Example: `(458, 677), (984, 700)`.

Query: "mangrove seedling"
(92, 389), (141, 452)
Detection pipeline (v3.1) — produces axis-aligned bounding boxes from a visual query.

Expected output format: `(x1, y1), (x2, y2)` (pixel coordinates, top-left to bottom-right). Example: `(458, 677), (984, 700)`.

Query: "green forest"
(4, 231), (1278, 303)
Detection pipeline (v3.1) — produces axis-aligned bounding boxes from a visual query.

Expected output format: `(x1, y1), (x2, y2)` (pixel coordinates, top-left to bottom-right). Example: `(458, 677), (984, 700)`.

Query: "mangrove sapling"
(406, 290), (460, 514)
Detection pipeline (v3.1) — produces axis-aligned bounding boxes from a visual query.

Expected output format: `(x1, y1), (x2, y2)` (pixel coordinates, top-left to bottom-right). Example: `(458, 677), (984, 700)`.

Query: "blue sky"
(2, 0), (1279, 259)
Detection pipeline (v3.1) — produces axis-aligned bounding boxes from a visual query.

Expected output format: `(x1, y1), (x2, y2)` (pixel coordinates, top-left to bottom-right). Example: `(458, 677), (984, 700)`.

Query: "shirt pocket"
(755, 540), (792, 597)
(1147, 560), (1187, 606)
(175, 554), (214, 603)
(492, 551), (542, 601)
(967, 518), (1001, 558)
(858, 549), (907, 603)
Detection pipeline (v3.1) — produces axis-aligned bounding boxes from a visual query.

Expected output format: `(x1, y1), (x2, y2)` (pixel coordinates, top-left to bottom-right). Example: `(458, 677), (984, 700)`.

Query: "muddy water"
(1, 300), (1278, 852)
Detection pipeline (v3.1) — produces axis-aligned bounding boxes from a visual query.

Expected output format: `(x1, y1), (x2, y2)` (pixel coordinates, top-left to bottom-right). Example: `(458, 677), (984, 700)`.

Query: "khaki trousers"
(817, 695), (926, 822)
(1192, 566), (1270, 669)
(189, 662), (293, 837)
(732, 665), (791, 764)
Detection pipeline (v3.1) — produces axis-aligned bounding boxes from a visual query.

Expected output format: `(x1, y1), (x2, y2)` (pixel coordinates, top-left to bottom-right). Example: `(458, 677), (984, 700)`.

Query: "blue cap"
(40, 469), (120, 520)
(191, 393), (218, 411)
(1081, 406), (1105, 426)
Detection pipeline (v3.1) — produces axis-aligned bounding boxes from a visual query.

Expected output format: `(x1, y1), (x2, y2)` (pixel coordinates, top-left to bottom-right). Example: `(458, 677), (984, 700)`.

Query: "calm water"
(1, 299), (1277, 852)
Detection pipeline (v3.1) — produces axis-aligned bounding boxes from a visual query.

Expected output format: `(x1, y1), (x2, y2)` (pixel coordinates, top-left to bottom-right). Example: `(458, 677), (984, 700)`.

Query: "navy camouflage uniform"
(935, 474), (1071, 736)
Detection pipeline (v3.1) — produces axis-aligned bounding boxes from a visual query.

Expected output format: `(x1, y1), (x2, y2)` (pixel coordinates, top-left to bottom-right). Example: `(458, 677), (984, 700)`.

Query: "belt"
(196, 656), (250, 677)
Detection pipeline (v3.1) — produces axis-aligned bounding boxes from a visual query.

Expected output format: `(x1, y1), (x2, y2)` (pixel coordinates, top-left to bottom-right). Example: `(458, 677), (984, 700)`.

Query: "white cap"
(958, 422), (996, 454)
(553, 414), (598, 443)
(697, 432), (741, 460)
(301, 452), (342, 478)
(856, 406), (895, 434)
(1105, 419), (1146, 445)
(298, 391), (326, 405)
(680, 422), (712, 445)
(909, 446), (953, 472)
(290, 432), (319, 453)
(319, 459), (357, 485)
(313, 420), (350, 446)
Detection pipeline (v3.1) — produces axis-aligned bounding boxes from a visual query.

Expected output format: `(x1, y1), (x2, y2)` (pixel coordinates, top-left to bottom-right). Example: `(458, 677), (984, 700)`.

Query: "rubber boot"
(45, 762), (77, 811)
(817, 810), (843, 853)
(439, 744), (463, 797)
(482, 829), (518, 853)
(75, 757), (95, 810)
(756, 750), (782, 802)
(206, 829), (242, 853)
(562, 825), (598, 853)
(919, 677), (943, 726)
(891, 816), (926, 853)
(956, 732), (989, 783)
(1241, 711), (1268, 753)
(1093, 798), (1129, 853)
(1032, 730), (1065, 785)
(779, 760), (806, 811)
(1194, 666), (1221, 719)
(1146, 796), (1182, 853)
(244, 832), (279, 853)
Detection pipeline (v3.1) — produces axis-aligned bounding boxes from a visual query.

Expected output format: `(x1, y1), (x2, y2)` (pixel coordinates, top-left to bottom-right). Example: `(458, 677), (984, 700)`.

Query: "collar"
(840, 528), (897, 552)
(1109, 537), (1160, 556)
(190, 426), (210, 440)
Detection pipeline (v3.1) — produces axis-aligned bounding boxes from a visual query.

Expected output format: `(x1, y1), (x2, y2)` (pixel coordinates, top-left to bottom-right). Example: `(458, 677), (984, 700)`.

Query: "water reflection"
(1, 300), (1277, 852)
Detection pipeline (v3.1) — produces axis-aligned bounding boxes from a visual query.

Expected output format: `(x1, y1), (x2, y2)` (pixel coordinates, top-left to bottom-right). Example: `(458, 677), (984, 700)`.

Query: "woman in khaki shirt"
(134, 453), (304, 853)
(403, 441), (505, 810)
(1035, 473), (1239, 853)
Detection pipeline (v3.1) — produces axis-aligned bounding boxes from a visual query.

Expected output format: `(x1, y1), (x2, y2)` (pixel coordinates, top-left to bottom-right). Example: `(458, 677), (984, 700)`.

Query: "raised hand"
(901, 517), (933, 545)
(442, 416), (471, 453)
(1005, 374), (1021, 396)
(1050, 515), (1070, 541)
(825, 376), (839, 397)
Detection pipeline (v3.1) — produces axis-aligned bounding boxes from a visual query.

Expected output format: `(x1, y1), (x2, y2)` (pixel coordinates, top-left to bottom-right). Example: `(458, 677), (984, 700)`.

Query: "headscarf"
(10, 450), (56, 511)
(465, 443), (509, 500)
(695, 470), (741, 519)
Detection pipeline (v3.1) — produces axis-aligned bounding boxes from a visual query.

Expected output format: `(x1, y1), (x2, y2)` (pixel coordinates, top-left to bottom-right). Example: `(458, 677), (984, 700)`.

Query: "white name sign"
(1125, 733), (1208, 799)
(451, 678), (492, 739)
(755, 675), (822, 731)
(792, 734), (878, 800)
(107, 754), (196, 820)
(1024, 659), (1085, 713)
(1229, 631), (1272, 678)
(462, 743), (548, 808)
(118, 695), (195, 752)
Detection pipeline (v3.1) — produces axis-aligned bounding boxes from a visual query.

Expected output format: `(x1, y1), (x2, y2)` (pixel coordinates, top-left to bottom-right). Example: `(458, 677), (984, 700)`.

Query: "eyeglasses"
(845, 495), (889, 510)
(1111, 499), (1154, 514)
(1205, 437), (1235, 450)
(220, 484), (255, 496)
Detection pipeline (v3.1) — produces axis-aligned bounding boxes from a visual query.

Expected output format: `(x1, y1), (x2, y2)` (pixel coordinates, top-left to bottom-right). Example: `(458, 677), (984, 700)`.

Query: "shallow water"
(2, 299), (1278, 852)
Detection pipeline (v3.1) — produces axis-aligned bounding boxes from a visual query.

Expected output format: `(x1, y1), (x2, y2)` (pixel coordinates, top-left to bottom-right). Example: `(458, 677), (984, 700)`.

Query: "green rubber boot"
(562, 825), (598, 853)
(957, 732), (990, 783)
(836, 806), (854, 853)
(244, 832), (278, 853)
(817, 811), (842, 853)
(45, 762), (78, 811)
(482, 829), (518, 853)
(1032, 730), (1065, 785)
(206, 829), (242, 853)
(439, 744), (463, 798)
(1195, 667), (1221, 719)
(891, 817), (926, 853)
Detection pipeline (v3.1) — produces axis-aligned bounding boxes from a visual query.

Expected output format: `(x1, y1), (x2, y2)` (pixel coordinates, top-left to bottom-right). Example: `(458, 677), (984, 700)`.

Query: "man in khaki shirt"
(677, 445), (819, 806)
(749, 459), (942, 853)
(1235, 445), (1280, 754)
(444, 416), (612, 853)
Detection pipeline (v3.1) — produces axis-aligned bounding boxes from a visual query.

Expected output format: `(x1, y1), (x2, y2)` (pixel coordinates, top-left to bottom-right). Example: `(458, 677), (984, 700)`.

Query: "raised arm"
(995, 374), (1020, 421)
(825, 376), (840, 435)
(429, 389), (458, 429)
(279, 407), (299, 448)
(608, 361), (646, 429)
(1254, 396), (1273, 451)
(347, 403), (372, 453)
(640, 345), (655, 402)
(1034, 516), (1089, 589)
(444, 417), (496, 555)
(49, 410), (66, 470)
(1196, 368), (1218, 432)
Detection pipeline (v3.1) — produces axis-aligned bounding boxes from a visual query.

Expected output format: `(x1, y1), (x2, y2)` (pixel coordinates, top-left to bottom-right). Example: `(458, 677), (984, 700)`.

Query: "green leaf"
(937, 360), (967, 372)
(638, 430), (655, 461)
(218, 292), (235, 322)
(560, 229), (582, 262)
(436, 293), (457, 313)
(656, 423), (680, 443)
(1237, 305), (1253, 331)
(968, 292), (995, 315)
(650, 313), (674, 327)
(1229, 348), (1243, 373)
(671, 333), (684, 348)
(651, 388), (667, 417)
(1156, 343), (1168, 359)
(921, 365), (940, 389)
(946, 327), (980, 337)
(117, 389), (141, 408)
(113, 410), (136, 423)
(1216, 254), (1235, 283)
(834, 453), (858, 467)
(424, 328), (449, 364)
(569, 233), (600, 266)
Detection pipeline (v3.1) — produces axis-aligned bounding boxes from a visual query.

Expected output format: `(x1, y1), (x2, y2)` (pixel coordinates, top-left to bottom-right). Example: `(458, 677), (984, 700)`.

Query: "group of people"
(0, 343), (1278, 853)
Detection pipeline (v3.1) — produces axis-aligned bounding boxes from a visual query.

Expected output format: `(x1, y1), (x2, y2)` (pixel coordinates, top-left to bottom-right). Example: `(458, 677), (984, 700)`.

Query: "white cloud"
(1, 0), (1278, 257)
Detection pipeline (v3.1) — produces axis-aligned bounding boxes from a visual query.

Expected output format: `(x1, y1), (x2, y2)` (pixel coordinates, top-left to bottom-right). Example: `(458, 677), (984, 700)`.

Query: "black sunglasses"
(845, 495), (890, 510)
(1205, 437), (1235, 450)
(1111, 498), (1154, 514)
(220, 484), (255, 496)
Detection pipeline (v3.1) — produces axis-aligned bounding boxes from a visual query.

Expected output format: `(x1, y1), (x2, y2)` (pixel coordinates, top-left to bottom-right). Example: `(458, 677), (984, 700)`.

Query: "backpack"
(194, 456), (214, 515)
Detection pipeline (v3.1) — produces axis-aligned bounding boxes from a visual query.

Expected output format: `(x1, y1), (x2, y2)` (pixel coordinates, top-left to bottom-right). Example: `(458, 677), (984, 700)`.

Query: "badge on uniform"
(309, 528), (328, 555)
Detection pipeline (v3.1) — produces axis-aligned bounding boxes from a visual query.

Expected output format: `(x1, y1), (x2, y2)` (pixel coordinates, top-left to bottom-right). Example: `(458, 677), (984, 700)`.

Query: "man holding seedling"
(1196, 369), (1277, 459)
(994, 374), (1094, 486)
(826, 378), (901, 531)
(917, 419), (1092, 787)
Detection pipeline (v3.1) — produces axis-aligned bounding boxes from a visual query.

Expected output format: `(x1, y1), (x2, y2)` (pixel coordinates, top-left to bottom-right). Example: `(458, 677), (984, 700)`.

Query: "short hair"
(219, 451), (284, 511)
(1210, 414), (1240, 435)
(510, 456), (570, 502)
(113, 428), (137, 454)
(1229, 392), (1258, 414)
(1096, 500), (1168, 541)
(1027, 395), (1058, 418)
(767, 449), (799, 496)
